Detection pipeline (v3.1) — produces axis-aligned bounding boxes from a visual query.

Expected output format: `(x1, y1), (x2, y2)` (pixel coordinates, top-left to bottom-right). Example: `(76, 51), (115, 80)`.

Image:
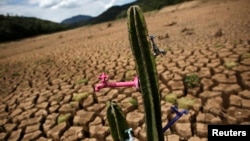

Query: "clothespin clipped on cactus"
(125, 128), (134, 141)
(162, 105), (189, 132)
(94, 72), (139, 92)
(149, 35), (166, 57)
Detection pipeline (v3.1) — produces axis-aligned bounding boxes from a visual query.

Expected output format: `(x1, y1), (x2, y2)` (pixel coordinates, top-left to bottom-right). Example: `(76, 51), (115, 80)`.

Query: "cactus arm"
(106, 101), (130, 141)
(127, 5), (164, 141)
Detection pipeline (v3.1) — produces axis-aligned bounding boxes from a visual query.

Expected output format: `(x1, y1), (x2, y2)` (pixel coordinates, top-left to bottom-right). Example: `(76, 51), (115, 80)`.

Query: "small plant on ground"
(240, 52), (250, 60)
(224, 61), (238, 70)
(184, 73), (200, 88)
(165, 93), (177, 104)
(177, 97), (196, 110)
(165, 46), (171, 51)
(214, 44), (223, 49)
(57, 113), (71, 124)
(12, 71), (21, 77)
(72, 92), (89, 102)
(0, 67), (7, 78)
(129, 98), (138, 107)
(70, 102), (75, 108)
(78, 78), (88, 85)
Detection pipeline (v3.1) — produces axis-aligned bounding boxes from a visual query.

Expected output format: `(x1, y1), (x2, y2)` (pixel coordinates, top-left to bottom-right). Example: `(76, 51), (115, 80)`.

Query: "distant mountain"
(61, 15), (93, 25)
(0, 15), (69, 42)
(63, 0), (184, 27)
(60, 3), (134, 27)
(86, 3), (134, 25)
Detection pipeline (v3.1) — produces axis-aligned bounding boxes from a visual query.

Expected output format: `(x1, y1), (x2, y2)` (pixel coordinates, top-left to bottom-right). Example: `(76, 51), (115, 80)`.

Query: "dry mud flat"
(0, 0), (250, 141)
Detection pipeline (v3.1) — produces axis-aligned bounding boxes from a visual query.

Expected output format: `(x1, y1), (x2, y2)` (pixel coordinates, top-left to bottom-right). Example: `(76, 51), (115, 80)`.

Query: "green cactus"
(106, 101), (130, 141)
(127, 5), (164, 141)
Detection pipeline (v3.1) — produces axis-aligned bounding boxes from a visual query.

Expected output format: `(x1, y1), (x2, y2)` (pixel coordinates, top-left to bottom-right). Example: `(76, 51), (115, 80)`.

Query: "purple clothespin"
(162, 105), (188, 132)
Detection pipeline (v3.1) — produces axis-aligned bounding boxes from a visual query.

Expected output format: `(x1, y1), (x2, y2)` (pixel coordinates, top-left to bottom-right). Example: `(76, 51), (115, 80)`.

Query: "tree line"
(0, 15), (69, 43)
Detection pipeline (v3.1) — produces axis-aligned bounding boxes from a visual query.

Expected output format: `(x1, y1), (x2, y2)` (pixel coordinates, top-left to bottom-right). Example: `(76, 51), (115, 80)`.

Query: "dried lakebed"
(0, 0), (250, 140)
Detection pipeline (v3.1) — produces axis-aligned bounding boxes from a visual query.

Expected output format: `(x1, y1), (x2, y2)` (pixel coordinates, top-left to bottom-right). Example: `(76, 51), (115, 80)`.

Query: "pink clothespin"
(94, 72), (139, 92)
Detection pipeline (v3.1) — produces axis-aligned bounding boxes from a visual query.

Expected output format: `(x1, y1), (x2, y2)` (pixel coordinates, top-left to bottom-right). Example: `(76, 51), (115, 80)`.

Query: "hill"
(61, 15), (93, 25)
(0, 15), (69, 43)
(63, 0), (184, 27)
(86, 3), (133, 25)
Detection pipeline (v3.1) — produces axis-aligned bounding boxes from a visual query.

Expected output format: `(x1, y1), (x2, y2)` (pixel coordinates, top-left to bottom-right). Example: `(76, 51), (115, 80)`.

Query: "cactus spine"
(127, 5), (164, 141)
(106, 101), (130, 141)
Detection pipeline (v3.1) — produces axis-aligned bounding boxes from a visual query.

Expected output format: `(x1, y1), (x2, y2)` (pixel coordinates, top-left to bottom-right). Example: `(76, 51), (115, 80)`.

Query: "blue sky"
(0, 0), (136, 23)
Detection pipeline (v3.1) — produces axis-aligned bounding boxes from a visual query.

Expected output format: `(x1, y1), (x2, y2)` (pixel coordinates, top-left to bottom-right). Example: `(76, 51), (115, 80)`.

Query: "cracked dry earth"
(0, 0), (250, 141)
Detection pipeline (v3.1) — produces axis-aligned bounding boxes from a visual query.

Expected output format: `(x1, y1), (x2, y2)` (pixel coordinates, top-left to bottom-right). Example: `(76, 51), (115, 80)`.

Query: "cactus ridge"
(127, 5), (164, 141)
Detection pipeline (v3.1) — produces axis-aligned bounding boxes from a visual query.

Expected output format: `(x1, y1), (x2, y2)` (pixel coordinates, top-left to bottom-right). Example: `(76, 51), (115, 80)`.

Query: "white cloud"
(28, 0), (56, 8)
(51, 0), (81, 9)
(104, 0), (116, 9)
(28, 0), (129, 9)
(0, 0), (136, 22)
(28, 0), (85, 9)
(0, 4), (101, 22)
(40, 1), (58, 8)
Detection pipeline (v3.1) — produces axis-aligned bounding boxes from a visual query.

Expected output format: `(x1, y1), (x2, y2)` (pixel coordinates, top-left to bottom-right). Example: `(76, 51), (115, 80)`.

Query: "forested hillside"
(63, 0), (185, 26)
(0, 15), (69, 42)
